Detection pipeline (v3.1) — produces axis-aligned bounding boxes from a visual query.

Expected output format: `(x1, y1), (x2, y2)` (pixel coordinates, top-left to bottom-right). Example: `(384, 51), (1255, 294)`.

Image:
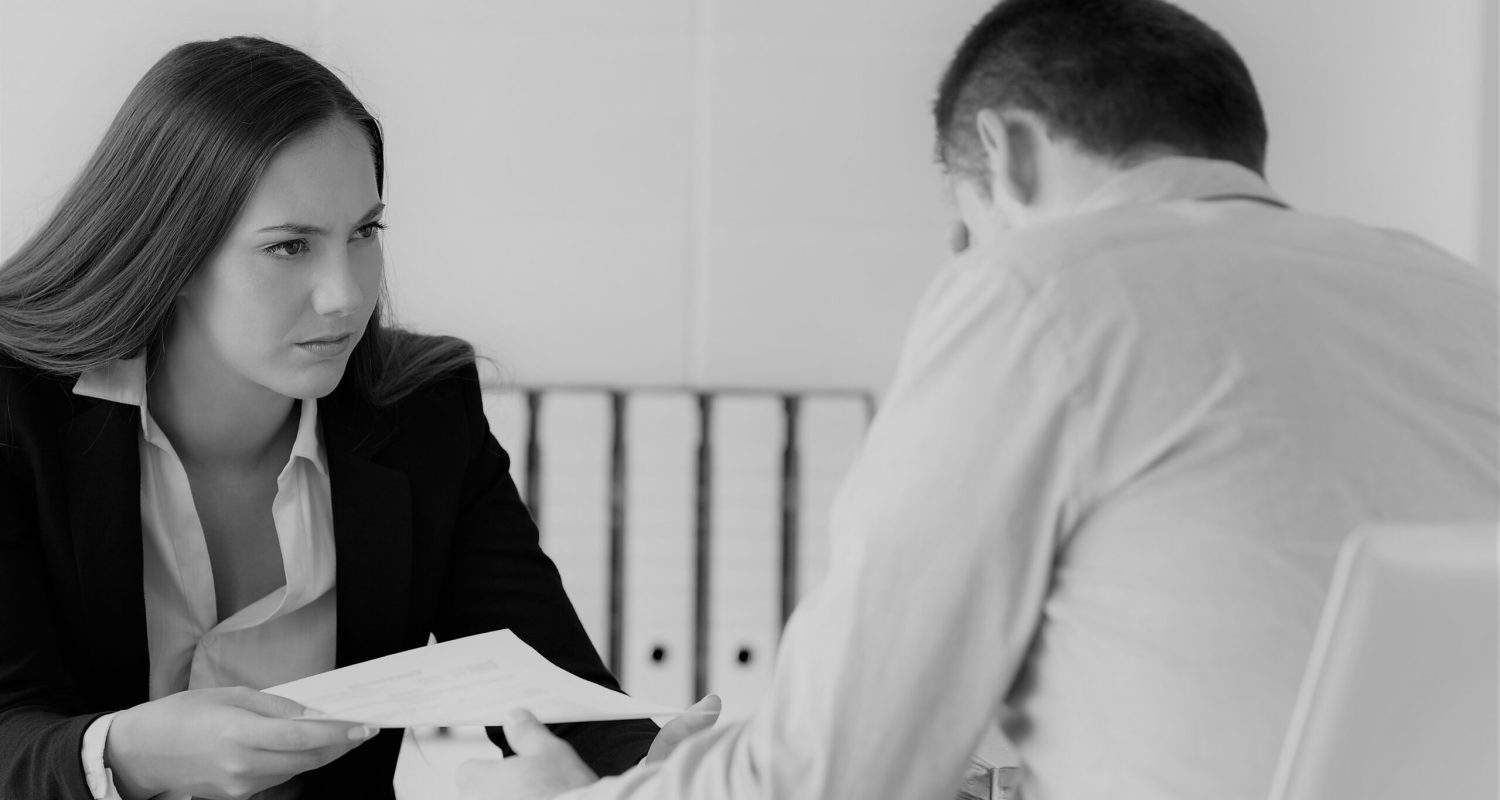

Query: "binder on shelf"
(480, 387), (532, 503)
(618, 393), (698, 708)
(535, 391), (614, 659)
(794, 396), (870, 605)
(706, 395), (784, 721)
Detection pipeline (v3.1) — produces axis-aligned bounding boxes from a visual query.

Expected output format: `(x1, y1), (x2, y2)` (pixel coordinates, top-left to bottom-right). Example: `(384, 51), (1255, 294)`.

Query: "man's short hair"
(935, 0), (1268, 186)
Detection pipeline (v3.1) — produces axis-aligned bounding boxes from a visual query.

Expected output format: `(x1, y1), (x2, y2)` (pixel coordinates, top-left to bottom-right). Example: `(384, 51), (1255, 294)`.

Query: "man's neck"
(1018, 146), (1133, 227)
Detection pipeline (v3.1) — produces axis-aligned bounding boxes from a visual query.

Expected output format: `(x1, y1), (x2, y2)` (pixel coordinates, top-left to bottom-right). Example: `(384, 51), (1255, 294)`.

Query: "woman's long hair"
(0, 36), (472, 407)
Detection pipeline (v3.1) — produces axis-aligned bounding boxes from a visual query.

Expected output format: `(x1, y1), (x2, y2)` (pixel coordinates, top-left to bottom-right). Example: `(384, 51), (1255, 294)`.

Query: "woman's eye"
(352, 221), (386, 241)
(263, 239), (309, 258)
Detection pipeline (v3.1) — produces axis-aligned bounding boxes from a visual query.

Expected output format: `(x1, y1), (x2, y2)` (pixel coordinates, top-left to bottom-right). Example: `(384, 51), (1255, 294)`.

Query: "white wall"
(2, 0), (1493, 394)
(1485, 0), (1499, 276)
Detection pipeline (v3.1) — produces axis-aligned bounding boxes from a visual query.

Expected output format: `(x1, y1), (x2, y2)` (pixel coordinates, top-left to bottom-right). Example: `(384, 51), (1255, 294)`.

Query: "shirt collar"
(73, 355), (328, 476)
(1073, 156), (1284, 216)
(73, 355), (149, 408)
(288, 393), (327, 476)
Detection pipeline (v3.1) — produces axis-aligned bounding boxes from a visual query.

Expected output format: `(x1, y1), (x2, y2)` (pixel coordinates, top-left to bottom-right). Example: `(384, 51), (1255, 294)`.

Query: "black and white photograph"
(1, 1), (1496, 799)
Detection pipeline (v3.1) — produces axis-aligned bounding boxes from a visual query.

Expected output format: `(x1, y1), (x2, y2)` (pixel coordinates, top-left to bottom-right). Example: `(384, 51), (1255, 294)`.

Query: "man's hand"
(105, 686), (376, 800)
(643, 695), (721, 764)
(456, 697), (722, 800)
(456, 710), (597, 800)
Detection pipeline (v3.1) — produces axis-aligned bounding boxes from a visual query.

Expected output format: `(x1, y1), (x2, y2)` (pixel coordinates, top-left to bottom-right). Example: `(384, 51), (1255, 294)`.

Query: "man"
(461, 1), (1499, 798)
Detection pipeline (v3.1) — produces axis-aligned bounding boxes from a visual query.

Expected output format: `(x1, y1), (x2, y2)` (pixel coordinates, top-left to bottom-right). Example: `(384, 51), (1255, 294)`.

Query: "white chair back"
(1268, 523), (1499, 800)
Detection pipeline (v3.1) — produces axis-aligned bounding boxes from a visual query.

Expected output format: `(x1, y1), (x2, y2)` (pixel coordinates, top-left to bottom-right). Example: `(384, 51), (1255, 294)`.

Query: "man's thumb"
(503, 708), (558, 754)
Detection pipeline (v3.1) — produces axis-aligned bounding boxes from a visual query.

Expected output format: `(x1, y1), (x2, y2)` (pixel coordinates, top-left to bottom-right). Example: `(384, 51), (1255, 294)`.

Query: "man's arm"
(465, 248), (1088, 800)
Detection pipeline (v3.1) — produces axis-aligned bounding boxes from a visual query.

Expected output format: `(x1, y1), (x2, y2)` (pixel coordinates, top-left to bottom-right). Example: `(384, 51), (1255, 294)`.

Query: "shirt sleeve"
(0, 397), (123, 800)
(80, 713), (123, 800)
(562, 251), (1085, 800)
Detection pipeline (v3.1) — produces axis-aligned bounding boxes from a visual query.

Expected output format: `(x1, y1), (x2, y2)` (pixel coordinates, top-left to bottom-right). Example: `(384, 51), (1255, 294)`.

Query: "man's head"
(934, 0), (1267, 244)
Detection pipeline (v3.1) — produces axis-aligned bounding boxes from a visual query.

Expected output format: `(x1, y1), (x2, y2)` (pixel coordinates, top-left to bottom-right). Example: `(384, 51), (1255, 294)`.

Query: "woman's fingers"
(240, 716), (378, 753)
(220, 686), (306, 719)
(248, 733), (377, 775)
(105, 687), (375, 799)
(219, 688), (375, 753)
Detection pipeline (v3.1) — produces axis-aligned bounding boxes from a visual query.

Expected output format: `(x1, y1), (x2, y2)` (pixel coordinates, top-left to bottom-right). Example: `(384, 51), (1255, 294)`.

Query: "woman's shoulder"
(332, 332), (485, 460)
(0, 350), (76, 400)
(376, 328), (480, 402)
(0, 351), (81, 447)
(327, 328), (480, 423)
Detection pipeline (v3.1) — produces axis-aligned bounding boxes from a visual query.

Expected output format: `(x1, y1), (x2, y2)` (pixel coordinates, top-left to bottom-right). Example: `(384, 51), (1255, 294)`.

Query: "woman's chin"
(272, 361), (350, 401)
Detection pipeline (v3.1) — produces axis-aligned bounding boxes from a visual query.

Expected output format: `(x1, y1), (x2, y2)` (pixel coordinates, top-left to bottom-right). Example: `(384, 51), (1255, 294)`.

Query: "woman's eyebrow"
(255, 202), (386, 235)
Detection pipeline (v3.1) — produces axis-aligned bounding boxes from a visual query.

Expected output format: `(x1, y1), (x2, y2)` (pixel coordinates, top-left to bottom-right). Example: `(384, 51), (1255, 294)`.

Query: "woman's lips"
(296, 333), (354, 357)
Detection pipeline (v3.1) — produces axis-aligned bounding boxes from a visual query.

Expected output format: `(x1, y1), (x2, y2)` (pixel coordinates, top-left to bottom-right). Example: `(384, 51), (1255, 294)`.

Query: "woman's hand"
(104, 686), (376, 800)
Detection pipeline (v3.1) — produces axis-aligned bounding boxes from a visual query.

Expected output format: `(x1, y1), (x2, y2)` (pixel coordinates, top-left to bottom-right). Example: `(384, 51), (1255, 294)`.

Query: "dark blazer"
(0, 353), (656, 799)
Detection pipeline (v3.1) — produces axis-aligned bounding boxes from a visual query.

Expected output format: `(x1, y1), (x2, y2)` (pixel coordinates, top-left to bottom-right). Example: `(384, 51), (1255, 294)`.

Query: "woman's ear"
(976, 108), (1040, 209)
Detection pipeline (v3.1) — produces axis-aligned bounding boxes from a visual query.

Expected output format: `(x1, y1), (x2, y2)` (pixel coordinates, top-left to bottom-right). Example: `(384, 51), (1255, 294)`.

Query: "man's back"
(459, 3), (1498, 798)
(985, 157), (1498, 799)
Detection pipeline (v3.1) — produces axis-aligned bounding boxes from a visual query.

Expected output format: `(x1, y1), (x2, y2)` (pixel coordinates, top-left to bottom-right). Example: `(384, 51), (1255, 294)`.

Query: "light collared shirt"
(74, 356), (338, 800)
(565, 158), (1499, 800)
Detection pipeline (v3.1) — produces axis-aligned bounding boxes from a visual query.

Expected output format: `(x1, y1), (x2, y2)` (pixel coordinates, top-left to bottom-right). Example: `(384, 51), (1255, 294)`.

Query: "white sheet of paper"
(265, 629), (696, 727)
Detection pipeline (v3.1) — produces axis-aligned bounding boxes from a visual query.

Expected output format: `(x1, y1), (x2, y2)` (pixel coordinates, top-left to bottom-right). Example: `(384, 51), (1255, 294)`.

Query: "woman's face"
(171, 118), (385, 401)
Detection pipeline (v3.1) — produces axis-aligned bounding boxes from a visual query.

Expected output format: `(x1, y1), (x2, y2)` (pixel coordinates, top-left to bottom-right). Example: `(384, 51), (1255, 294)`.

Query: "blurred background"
(2, 0), (1495, 396)
(1, 0), (1496, 793)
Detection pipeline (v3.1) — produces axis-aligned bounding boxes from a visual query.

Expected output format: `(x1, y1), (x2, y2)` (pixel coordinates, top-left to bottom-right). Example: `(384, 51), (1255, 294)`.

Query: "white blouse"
(74, 356), (337, 800)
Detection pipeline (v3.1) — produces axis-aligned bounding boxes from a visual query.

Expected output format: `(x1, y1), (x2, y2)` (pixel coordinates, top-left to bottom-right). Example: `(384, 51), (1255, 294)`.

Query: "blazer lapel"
(322, 394), (414, 668)
(65, 397), (150, 705)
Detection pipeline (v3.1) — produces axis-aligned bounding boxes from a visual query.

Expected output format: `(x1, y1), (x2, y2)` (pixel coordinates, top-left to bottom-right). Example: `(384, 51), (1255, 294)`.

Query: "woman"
(0, 36), (686, 799)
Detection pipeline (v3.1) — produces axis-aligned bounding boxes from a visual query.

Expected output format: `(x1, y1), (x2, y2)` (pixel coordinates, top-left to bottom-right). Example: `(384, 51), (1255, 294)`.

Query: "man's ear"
(976, 108), (1040, 208)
